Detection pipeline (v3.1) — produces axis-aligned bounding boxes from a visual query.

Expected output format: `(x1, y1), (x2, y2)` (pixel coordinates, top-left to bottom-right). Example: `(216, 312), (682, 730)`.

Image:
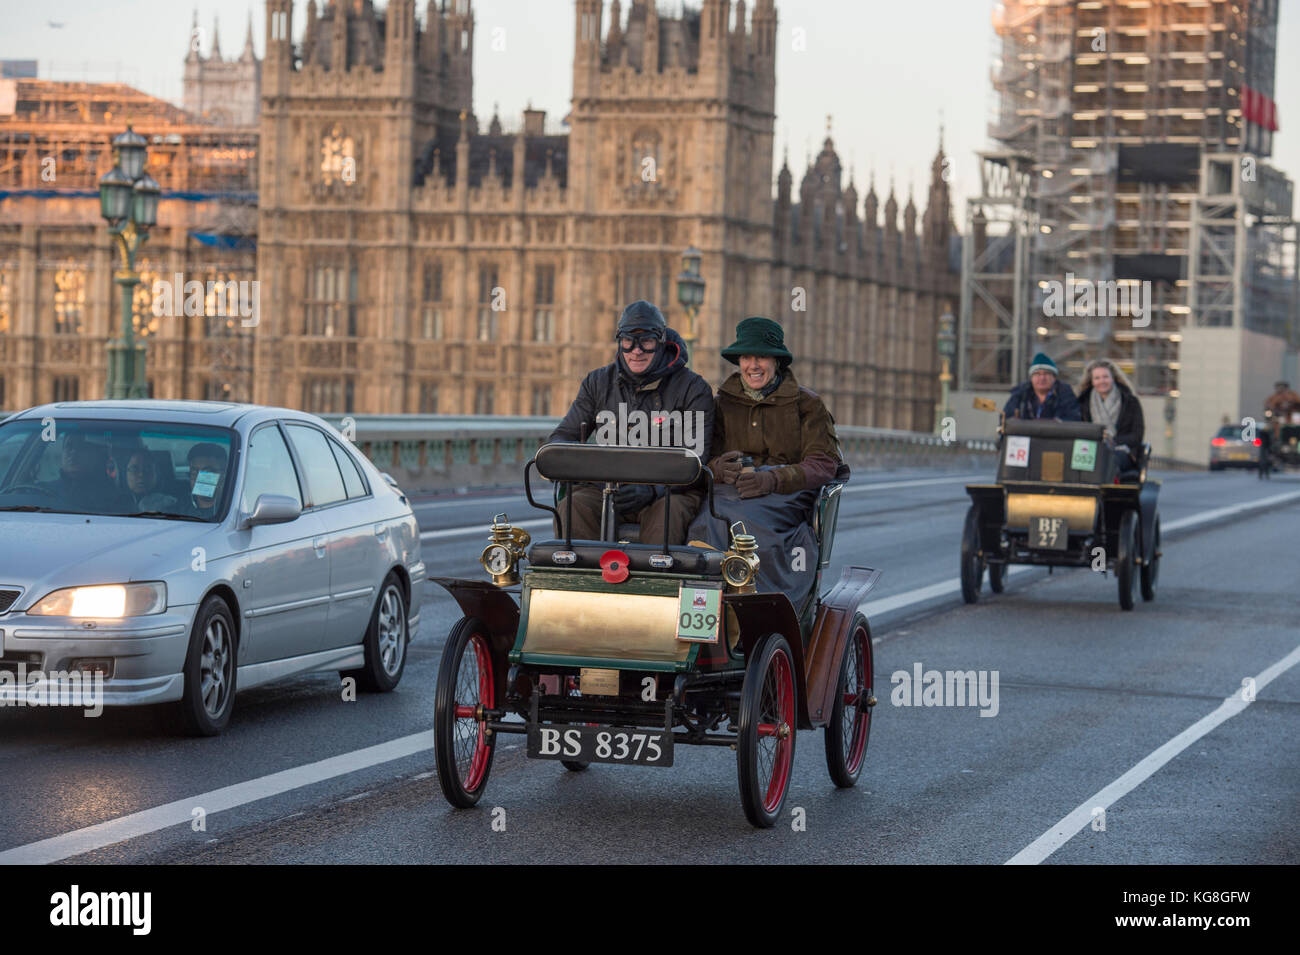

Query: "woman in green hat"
(688, 316), (848, 607)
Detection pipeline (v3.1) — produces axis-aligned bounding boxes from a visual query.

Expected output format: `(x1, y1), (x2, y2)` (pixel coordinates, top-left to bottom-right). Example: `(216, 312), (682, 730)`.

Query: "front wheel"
(175, 595), (238, 736)
(824, 615), (873, 788)
(960, 505), (984, 604)
(1140, 514), (1160, 602)
(434, 616), (497, 808)
(737, 633), (797, 828)
(1116, 510), (1138, 611)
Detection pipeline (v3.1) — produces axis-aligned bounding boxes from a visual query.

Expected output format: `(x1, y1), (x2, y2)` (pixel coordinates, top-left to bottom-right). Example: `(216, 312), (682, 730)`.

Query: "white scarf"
(1090, 386), (1122, 435)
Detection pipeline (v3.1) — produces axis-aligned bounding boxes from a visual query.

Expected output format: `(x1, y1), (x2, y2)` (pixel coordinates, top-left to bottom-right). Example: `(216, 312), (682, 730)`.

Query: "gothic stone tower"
(570, 0), (778, 384)
(257, 0), (473, 412)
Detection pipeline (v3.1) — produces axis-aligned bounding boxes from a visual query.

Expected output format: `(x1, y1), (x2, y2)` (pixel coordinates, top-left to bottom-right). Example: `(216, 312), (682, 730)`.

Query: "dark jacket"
(1078, 381), (1145, 449)
(548, 327), (714, 464)
(1004, 379), (1081, 422)
(713, 371), (847, 494)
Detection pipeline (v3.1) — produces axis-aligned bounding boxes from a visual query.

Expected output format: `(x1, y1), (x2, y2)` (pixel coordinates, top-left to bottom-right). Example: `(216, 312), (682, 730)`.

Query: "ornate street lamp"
(98, 126), (155, 399)
(936, 310), (956, 436)
(675, 245), (705, 366)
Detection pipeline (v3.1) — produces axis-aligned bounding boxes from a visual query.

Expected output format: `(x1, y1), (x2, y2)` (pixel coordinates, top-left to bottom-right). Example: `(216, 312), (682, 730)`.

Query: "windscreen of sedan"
(0, 418), (236, 521)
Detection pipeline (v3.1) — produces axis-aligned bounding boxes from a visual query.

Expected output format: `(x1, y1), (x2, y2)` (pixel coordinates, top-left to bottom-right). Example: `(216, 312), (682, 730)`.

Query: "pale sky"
(5, 0), (1300, 220)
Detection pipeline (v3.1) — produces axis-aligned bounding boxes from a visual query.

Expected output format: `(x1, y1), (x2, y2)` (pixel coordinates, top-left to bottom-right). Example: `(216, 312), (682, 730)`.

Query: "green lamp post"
(98, 126), (159, 399)
(936, 310), (956, 436)
(675, 245), (705, 367)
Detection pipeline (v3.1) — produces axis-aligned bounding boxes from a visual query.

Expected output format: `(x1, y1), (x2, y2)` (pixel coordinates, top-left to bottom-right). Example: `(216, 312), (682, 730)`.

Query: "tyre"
(434, 616), (497, 808)
(561, 760), (590, 772)
(960, 505), (984, 604)
(987, 561), (1006, 594)
(175, 595), (238, 736)
(343, 572), (408, 692)
(736, 633), (797, 828)
(824, 614), (873, 788)
(1116, 510), (1138, 611)
(1140, 513), (1160, 602)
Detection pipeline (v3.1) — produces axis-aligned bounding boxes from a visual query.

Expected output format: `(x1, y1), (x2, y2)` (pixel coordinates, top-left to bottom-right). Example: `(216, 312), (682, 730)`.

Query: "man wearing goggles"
(546, 299), (713, 544)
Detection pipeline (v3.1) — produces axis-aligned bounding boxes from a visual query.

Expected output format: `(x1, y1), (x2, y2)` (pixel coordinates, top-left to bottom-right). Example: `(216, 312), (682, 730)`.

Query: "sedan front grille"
(0, 589), (20, 614)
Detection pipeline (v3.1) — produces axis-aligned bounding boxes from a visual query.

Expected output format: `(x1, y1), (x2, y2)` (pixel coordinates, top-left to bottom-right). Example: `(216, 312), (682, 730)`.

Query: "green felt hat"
(720, 316), (794, 366)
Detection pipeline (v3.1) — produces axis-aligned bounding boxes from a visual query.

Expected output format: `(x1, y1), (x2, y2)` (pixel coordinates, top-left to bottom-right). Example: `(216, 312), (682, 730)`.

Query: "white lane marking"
(7, 488), (1297, 865)
(862, 567), (1035, 616)
(1006, 642), (1300, 865)
(0, 730), (436, 865)
(421, 517), (552, 541)
(844, 474), (982, 494)
(1162, 489), (1300, 532)
(412, 493), (526, 511)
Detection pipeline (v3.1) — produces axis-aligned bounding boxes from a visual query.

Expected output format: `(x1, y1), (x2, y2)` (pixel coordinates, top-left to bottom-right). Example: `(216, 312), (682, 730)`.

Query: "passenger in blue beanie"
(1003, 352), (1081, 421)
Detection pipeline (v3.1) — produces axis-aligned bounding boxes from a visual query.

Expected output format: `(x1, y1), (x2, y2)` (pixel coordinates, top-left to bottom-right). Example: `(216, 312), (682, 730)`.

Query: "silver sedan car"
(0, 400), (425, 734)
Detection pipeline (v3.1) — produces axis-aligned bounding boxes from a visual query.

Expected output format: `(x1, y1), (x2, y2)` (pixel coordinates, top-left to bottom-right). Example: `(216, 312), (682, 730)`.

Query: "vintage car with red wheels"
(432, 442), (879, 828)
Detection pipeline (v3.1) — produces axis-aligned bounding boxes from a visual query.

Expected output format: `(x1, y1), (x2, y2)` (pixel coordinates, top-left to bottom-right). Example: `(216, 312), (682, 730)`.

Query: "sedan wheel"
(346, 572), (408, 693)
(176, 595), (238, 736)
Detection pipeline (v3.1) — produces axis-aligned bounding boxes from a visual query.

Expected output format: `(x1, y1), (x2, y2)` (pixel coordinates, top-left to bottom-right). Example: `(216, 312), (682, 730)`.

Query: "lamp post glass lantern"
(675, 245), (705, 365)
(936, 311), (956, 436)
(98, 125), (154, 399)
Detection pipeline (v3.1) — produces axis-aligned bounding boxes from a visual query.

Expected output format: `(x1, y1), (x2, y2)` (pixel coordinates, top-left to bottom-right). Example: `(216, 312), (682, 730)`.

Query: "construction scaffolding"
(962, 0), (1291, 397)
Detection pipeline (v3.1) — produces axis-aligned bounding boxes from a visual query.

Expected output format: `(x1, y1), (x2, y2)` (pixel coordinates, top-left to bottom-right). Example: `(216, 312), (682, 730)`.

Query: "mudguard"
(725, 591), (812, 728)
(803, 566), (882, 728)
(431, 577), (520, 699)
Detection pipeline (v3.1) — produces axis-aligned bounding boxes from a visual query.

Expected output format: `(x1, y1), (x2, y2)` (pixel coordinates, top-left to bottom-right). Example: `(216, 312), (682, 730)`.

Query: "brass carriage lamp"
(481, 513), (531, 587)
(721, 522), (760, 594)
(676, 245), (705, 366)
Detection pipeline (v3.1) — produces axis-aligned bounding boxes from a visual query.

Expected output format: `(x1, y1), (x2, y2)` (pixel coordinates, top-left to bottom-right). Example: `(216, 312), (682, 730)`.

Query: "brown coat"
(713, 371), (846, 494)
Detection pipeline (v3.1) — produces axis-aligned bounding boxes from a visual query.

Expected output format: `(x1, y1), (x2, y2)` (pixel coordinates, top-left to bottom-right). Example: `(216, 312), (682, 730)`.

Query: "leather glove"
(735, 469), (779, 499)
(708, 450), (744, 485)
(613, 483), (657, 515)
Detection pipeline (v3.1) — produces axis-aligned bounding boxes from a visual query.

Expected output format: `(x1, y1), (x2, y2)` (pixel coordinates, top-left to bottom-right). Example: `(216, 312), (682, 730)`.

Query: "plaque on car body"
(1029, 515), (1068, 550)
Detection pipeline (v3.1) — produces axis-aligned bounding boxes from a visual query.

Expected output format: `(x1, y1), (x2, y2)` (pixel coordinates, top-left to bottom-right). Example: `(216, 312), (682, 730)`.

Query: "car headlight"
(29, 582), (167, 617)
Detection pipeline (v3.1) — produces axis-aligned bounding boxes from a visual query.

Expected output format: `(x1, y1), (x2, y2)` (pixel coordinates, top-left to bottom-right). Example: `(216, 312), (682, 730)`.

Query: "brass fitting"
(721, 521), (761, 594)
(481, 512), (531, 586)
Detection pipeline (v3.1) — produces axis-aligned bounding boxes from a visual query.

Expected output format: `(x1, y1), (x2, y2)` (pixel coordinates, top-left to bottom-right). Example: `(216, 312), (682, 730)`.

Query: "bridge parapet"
(316, 415), (1000, 494)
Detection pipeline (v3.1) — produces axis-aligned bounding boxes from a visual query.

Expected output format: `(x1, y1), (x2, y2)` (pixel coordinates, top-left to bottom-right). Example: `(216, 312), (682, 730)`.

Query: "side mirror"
(241, 493), (301, 528)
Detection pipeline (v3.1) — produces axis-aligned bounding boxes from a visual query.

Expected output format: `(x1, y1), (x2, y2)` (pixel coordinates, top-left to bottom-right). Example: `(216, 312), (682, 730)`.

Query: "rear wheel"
(737, 633), (797, 828)
(1116, 510), (1138, 611)
(824, 615), (873, 788)
(343, 573), (408, 692)
(1140, 514), (1160, 602)
(987, 562), (1006, 594)
(434, 616), (497, 808)
(960, 505), (984, 604)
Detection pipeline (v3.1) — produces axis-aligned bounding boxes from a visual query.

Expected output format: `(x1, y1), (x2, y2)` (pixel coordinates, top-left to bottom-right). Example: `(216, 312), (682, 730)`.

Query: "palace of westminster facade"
(0, 0), (957, 431)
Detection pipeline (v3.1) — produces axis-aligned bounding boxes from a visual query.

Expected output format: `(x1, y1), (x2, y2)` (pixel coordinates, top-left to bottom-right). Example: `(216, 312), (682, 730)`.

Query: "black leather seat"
(527, 539), (724, 576)
(536, 442), (702, 486)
